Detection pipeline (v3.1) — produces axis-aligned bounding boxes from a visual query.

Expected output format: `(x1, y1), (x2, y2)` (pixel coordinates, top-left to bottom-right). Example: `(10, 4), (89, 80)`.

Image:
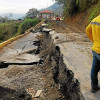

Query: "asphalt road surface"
(0, 32), (40, 63)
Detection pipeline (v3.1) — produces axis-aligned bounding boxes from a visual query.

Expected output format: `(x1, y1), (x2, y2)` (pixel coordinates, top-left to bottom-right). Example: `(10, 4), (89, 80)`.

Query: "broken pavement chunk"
(27, 88), (35, 98)
(35, 90), (42, 98)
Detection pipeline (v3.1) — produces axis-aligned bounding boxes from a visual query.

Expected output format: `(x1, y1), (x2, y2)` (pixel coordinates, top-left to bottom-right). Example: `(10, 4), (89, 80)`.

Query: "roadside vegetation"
(0, 18), (40, 43)
(56, 0), (100, 22)
(18, 18), (40, 34)
(88, 0), (100, 22)
(0, 22), (20, 43)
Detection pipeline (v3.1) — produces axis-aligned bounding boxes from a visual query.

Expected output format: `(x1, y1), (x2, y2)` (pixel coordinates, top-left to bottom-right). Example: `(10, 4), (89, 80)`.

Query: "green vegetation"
(78, 0), (98, 12)
(26, 8), (39, 18)
(88, 0), (100, 22)
(0, 18), (40, 43)
(64, 0), (79, 17)
(56, 0), (100, 22)
(18, 18), (40, 34)
(64, 0), (99, 17)
(0, 22), (20, 43)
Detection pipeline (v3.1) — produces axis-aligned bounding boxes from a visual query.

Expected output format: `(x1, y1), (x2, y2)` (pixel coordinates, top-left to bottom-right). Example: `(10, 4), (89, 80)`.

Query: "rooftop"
(40, 10), (54, 14)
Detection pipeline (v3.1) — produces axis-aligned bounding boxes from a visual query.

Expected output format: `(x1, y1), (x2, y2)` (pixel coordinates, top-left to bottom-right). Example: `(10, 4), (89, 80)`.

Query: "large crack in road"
(0, 21), (100, 100)
(51, 21), (100, 100)
(0, 25), (73, 100)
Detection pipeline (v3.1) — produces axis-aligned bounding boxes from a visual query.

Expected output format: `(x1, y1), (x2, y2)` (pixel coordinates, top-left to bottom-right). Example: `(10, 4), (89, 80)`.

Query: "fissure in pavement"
(0, 25), (84, 100)
(38, 28), (84, 100)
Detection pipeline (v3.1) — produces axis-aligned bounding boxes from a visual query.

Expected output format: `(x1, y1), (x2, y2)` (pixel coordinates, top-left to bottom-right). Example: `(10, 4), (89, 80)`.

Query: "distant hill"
(40, 2), (64, 15)
(0, 13), (25, 20)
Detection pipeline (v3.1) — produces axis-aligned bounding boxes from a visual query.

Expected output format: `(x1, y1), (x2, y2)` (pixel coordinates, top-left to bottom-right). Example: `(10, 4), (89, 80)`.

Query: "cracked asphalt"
(0, 31), (45, 100)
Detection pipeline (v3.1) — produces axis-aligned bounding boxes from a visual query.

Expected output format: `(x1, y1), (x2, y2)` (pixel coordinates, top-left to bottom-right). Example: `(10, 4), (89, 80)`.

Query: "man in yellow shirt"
(86, 15), (100, 93)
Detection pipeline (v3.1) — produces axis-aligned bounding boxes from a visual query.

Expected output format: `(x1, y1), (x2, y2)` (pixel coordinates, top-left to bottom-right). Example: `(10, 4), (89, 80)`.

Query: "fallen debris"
(35, 90), (43, 98)
(26, 88), (36, 98)
(0, 59), (44, 68)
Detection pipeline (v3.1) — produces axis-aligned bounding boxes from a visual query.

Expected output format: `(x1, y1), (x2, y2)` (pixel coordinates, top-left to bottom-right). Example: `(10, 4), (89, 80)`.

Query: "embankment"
(65, 11), (89, 32)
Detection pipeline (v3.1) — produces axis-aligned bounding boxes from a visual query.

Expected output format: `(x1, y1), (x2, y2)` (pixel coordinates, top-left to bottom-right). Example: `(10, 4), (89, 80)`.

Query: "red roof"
(40, 10), (54, 14)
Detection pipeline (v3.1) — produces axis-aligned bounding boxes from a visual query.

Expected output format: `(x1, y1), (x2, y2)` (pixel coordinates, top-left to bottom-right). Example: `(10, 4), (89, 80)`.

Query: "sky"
(0, 0), (55, 14)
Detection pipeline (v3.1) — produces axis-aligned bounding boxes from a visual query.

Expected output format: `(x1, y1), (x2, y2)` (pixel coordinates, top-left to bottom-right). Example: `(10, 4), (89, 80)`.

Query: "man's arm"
(86, 23), (94, 42)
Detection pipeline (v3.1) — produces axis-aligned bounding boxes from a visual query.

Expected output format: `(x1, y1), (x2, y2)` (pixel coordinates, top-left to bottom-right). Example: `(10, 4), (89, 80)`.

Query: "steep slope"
(65, 11), (89, 32)
(64, 0), (100, 32)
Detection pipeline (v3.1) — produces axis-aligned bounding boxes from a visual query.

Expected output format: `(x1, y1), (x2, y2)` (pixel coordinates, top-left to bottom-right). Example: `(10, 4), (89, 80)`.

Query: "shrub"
(78, 0), (98, 12)
(64, 0), (79, 17)
(0, 18), (40, 43)
(63, 0), (99, 17)
(0, 23), (11, 42)
(13, 23), (20, 35)
(88, 0), (100, 22)
(18, 18), (40, 34)
(0, 22), (21, 42)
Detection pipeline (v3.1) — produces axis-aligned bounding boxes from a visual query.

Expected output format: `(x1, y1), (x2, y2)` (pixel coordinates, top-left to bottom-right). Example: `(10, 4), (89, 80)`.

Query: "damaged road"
(0, 20), (99, 100)
(0, 30), (45, 100)
(50, 21), (100, 100)
(0, 24), (74, 100)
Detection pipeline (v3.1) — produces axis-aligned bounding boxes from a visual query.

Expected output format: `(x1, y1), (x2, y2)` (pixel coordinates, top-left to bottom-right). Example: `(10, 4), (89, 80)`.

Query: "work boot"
(91, 86), (100, 93)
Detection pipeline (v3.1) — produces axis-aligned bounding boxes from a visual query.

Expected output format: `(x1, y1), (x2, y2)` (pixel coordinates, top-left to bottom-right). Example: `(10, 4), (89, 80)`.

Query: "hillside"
(61, 0), (100, 32)
(40, 2), (64, 15)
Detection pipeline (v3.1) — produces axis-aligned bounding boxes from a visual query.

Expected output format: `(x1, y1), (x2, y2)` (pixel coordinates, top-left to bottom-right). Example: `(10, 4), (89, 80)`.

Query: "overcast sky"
(0, 0), (55, 14)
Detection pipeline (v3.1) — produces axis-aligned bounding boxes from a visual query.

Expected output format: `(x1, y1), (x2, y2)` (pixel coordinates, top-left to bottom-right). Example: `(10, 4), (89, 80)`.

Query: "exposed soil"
(64, 11), (89, 32)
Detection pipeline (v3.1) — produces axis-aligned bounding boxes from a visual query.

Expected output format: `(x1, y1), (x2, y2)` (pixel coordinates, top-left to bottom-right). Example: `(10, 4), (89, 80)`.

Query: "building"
(40, 10), (54, 19)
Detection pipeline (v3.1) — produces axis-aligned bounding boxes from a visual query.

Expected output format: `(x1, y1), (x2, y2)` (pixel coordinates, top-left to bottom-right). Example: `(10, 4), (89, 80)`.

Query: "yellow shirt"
(86, 15), (100, 54)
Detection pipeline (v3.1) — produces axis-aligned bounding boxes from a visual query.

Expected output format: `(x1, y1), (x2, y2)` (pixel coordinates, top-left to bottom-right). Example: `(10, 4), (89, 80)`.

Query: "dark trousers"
(91, 51), (100, 88)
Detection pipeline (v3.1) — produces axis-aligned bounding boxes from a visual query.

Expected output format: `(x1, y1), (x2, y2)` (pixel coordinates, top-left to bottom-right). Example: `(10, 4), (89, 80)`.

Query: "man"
(86, 15), (100, 93)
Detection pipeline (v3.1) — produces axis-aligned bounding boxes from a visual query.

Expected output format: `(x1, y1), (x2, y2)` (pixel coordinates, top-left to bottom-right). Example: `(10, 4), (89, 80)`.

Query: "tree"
(26, 8), (39, 18)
